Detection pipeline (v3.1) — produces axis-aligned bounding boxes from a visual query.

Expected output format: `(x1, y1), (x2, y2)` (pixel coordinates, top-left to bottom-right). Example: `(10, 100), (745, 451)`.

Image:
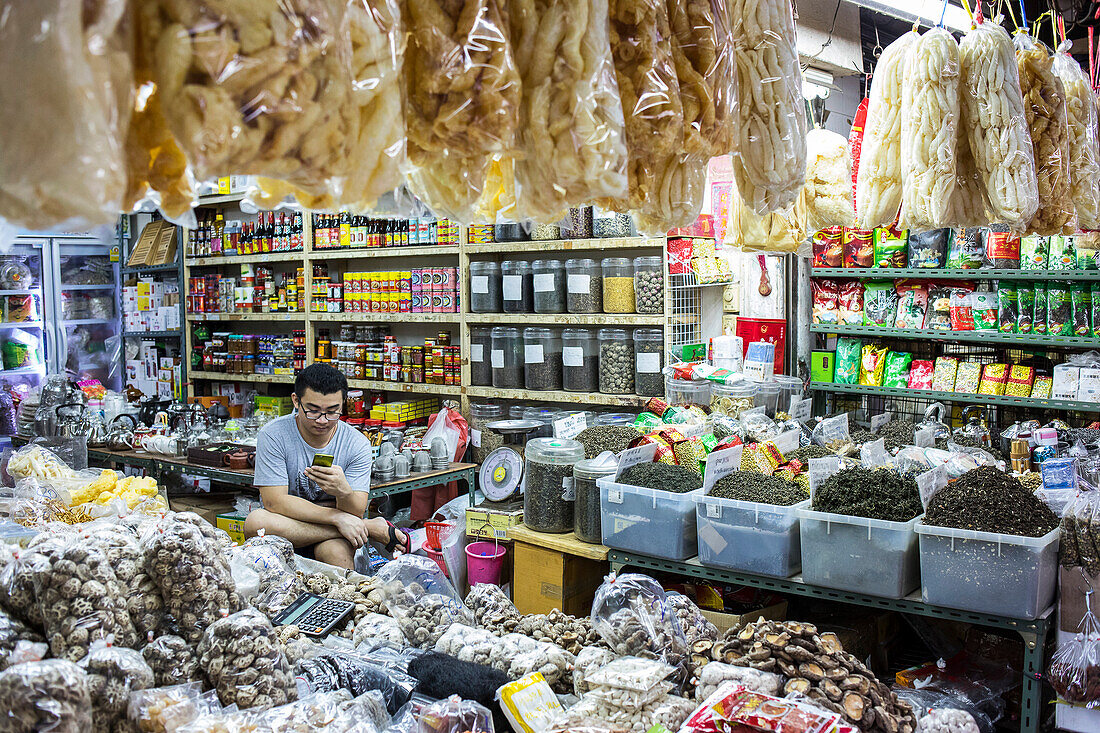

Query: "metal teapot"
(85, 415), (109, 448)
(55, 403), (89, 440)
(105, 414), (137, 451)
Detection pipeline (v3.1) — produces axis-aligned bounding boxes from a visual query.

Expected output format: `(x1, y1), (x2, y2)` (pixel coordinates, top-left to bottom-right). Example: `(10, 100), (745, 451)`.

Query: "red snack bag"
(838, 280), (864, 325)
(949, 288), (976, 331)
(811, 279), (840, 325)
(849, 98), (869, 210)
(908, 359), (934, 390)
(842, 228), (874, 268)
(682, 683), (840, 733)
(812, 227), (844, 267)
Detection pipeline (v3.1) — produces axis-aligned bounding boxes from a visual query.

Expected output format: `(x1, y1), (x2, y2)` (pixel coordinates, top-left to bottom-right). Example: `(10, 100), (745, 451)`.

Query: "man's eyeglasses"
(301, 408), (342, 422)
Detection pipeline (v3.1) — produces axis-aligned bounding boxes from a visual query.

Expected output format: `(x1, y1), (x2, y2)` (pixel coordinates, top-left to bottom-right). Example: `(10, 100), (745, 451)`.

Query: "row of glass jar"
(470, 326), (664, 396)
(468, 256), (663, 315)
(662, 374), (805, 419)
(466, 403), (635, 465)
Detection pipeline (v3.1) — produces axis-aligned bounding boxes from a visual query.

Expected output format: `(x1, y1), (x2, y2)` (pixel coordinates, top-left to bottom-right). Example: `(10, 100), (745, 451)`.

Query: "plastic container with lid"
(633, 256), (663, 314)
(598, 328), (634, 394)
(565, 258), (602, 313)
(562, 328), (598, 393)
(469, 261), (502, 313)
(601, 257), (635, 313)
(524, 437), (584, 533)
(501, 261), (533, 313)
(595, 412), (635, 426)
(508, 405), (527, 419)
(523, 327), (562, 391)
(633, 328), (664, 397)
(522, 407), (561, 438)
(532, 260), (566, 314)
(598, 476), (702, 559)
(468, 402), (504, 464)
(695, 495), (809, 577)
(774, 374), (804, 414)
(753, 380), (782, 418)
(665, 377), (711, 407)
(469, 327), (492, 387)
(710, 380), (757, 417)
(490, 327), (523, 389)
(574, 450), (619, 543)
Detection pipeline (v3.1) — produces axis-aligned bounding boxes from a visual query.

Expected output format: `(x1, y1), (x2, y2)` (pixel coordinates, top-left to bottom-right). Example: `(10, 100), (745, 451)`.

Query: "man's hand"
(332, 512), (370, 548)
(304, 464), (353, 499)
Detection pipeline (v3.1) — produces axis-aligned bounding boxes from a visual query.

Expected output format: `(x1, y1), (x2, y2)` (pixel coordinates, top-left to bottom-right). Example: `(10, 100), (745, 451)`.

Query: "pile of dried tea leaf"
(924, 466), (1057, 537)
(812, 467), (921, 522)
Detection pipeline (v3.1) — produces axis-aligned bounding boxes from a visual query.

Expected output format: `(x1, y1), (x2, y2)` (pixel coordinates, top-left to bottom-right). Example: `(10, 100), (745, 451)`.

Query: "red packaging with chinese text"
(812, 227), (844, 268)
(908, 360), (934, 390)
(681, 683), (840, 733)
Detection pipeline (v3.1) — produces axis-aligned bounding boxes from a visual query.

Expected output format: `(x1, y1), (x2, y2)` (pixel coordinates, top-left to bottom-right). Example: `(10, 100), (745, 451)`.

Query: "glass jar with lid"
(633, 328), (664, 397)
(633, 256), (663, 314)
(594, 412), (634, 426)
(709, 380), (757, 417)
(469, 261), (502, 313)
(523, 327), (562, 391)
(565, 258), (602, 313)
(532, 260), (566, 314)
(601, 257), (635, 313)
(562, 328), (598, 393)
(666, 377), (713, 407)
(573, 450), (619, 543)
(501, 260), (533, 313)
(523, 437), (584, 533)
(753, 380), (782, 418)
(490, 327), (523, 388)
(598, 328), (634, 394)
(522, 406), (561, 438)
(468, 402), (504, 464)
(469, 327), (492, 386)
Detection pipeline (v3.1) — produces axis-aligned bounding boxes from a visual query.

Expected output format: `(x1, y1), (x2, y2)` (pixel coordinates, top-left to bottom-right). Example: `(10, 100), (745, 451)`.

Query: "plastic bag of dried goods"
(958, 22), (1038, 230)
(1015, 33), (1076, 235)
(198, 608), (297, 710)
(590, 573), (689, 680)
(949, 112), (992, 228)
(0, 659), (92, 732)
(0, 0), (132, 231)
(79, 640), (155, 730)
(633, 154), (709, 235)
(0, 606), (44, 673)
(666, 0), (736, 158)
(509, 0), (629, 223)
(1053, 45), (1100, 230)
(900, 29), (961, 232)
(1049, 592), (1100, 708)
(725, 178), (808, 256)
(857, 31), (920, 229)
(727, 0), (806, 214)
(805, 129), (856, 231)
(129, 682), (221, 733)
(375, 555), (473, 649)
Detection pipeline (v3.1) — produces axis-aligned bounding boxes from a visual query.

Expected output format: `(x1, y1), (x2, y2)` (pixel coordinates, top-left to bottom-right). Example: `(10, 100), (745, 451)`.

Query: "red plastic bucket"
(421, 541), (449, 578)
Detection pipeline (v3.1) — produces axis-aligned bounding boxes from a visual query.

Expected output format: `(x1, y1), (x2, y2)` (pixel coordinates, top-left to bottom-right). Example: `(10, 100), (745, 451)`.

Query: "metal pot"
(55, 403), (89, 440)
(86, 416), (108, 448)
(105, 414), (137, 451)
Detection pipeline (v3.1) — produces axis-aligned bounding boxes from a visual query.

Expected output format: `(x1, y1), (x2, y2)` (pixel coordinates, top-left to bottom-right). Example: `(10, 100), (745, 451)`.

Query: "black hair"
(294, 363), (348, 399)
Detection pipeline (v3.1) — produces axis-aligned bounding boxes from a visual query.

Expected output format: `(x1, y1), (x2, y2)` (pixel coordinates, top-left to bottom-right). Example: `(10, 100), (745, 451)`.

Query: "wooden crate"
(508, 525), (609, 616)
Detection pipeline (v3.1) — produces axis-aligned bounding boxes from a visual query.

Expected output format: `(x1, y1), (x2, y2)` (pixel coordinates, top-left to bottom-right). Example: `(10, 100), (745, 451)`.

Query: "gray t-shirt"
(252, 414), (373, 502)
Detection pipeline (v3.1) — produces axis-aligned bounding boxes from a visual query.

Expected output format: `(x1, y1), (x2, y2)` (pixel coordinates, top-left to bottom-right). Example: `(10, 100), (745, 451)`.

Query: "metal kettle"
(85, 415), (108, 448)
(105, 414), (137, 451)
(55, 403), (89, 440)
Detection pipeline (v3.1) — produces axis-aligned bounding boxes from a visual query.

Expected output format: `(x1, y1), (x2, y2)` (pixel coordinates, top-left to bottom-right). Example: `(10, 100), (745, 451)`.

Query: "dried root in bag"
(727, 0), (807, 214)
(804, 128), (856, 231)
(1015, 34), (1076, 235)
(79, 641), (155, 732)
(856, 31), (920, 229)
(958, 23), (1038, 230)
(509, 0), (629, 223)
(0, 0), (131, 231)
(1053, 47), (1100, 230)
(0, 659), (92, 733)
(900, 29), (961, 231)
(665, 0), (735, 157)
(142, 634), (201, 688)
(198, 608), (296, 710)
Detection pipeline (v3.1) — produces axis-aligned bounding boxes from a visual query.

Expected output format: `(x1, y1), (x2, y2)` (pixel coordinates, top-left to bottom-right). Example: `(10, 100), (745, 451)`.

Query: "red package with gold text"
(812, 227), (843, 267)
(681, 683), (840, 733)
(842, 228), (874, 268)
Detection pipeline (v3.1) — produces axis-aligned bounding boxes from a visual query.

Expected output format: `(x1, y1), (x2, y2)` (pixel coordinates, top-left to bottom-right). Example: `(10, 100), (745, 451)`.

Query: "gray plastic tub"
(696, 495), (808, 577)
(597, 477), (701, 560)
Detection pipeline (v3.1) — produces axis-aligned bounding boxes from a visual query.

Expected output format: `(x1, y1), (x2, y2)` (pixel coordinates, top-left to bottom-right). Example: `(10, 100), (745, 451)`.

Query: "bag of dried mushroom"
(590, 573), (690, 683)
(0, 659), (93, 732)
(0, 0), (132, 231)
(82, 521), (166, 639)
(78, 640), (155, 732)
(375, 554), (473, 649)
(198, 608), (297, 710)
(508, 0), (629, 223)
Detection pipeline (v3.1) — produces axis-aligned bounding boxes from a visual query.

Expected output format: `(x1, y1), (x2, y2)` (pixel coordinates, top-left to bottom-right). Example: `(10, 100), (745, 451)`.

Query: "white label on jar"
(491, 349), (504, 368)
(503, 275), (522, 301)
(561, 476), (575, 501)
(636, 352), (661, 374)
(567, 274), (590, 294)
(562, 346), (584, 367)
(534, 273), (555, 292)
(524, 344), (544, 363)
(472, 275), (489, 294)
(471, 429), (482, 447)
(470, 344), (484, 362)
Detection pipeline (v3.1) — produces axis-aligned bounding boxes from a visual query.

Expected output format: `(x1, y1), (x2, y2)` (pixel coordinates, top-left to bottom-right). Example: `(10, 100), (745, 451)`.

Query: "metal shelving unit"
(608, 551), (1049, 733)
(809, 381), (1100, 413)
(124, 330), (181, 339)
(810, 323), (1100, 348)
(811, 267), (1100, 281)
(465, 385), (648, 407)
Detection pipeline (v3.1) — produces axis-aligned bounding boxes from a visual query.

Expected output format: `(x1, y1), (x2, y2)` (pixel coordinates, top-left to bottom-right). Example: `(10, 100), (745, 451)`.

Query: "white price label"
(503, 275), (522, 301)
(613, 443), (657, 481)
(471, 275), (489, 295)
(702, 445), (745, 492)
(554, 413), (587, 440)
(608, 488), (624, 504)
(567, 274), (591, 294)
(534, 273), (556, 292)
(491, 349), (504, 369)
(561, 477), (576, 501)
(524, 344), (544, 364)
(562, 346), (584, 367)
(914, 427), (935, 448)
(773, 429), (800, 456)
(789, 397), (812, 422)
(470, 344), (484, 362)
(636, 352), (661, 374)
(470, 429), (482, 447)
(706, 501), (721, 518)
(871, 412), (891, 432)
(860, 438), (888, 467)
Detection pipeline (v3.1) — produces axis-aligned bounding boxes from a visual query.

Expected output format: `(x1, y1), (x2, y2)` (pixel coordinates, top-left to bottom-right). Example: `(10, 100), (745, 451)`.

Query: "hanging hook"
(872, 25), (883, 59)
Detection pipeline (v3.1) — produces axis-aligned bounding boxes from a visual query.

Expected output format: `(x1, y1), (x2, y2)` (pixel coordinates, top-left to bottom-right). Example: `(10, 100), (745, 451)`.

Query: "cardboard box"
(217, 512), (248, 545)
(511, 540), (606, 616)
(466, 501), (524, 540)
(700, 602), (788, 636)
(170, 495), (238, 527)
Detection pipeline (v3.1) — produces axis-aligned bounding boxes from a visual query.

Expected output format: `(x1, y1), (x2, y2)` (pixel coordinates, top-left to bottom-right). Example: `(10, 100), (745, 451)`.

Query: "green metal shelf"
(810, 323), (1100, 348)
(811, 267), (1100, 281)
(810, 381), (1099, 412)
(607, 551), (1049, 733)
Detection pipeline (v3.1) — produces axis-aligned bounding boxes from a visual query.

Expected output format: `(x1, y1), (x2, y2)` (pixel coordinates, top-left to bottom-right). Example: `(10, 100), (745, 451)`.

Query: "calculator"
(273, 593), (355, 637)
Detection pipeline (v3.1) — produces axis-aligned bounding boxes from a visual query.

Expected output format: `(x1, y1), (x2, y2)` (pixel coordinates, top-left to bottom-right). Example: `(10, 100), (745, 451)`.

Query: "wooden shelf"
(465, 385), (648, 407)
(465, 313), (664, 326)
(464, 237), (661, 253)
(187, 313), (305, 322)
(190, 371), (294, 384)
(310, 312), (461, 323)
(346, 378), (461, 395)
(308, 245), (460, 260)
(186, 252), (304, 266)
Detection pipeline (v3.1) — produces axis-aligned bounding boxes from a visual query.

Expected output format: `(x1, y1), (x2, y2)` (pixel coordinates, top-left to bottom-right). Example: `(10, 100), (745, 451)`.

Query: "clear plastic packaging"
(804, 128), (856, 231)
(508, 640), (576, 689)
(0, 606), (44, 672)
(633, 329), (664, 398)
(1053, 45), (1100, 231)
(727, 0), (807, 214)
(353, 612), (406, 650)
(434, 623), (496, 667)
(590, 573), (689, 675)
(470, 262), (503, 314)
(129, 682), (221, 733)
(566, 259), (603, 314)
(599, 328), (635, 394)
(524, 328), (563, 391)
(0, 0), (131, 231)
(80, 641), (155, 729)
(587, 656), (674, 694)
(417, 694), (494, 733)
(602, 258), (635, 314)
(198, 608), (296, 710)
(1015, 34), (1076, 235)
(563, 328), (599, 393)
(375, 555), (474, 649)
(0, 543), (53, 627)
(296, 647), (417, 713)
(464, 583), (521, 633)
(694, 662), (781, 702)
(490, 327), (523, 389)
(0, 659), (92, 732)
(143, 634), (202, 688)
(957, 23), (1039, 230)
(663, 592), (716, 643)
(502, 261), (534, 314)
(899, 29), (961, 232)
(1049, 588), (1100, 707)
(857, 31), (920, 229)
(632, 154), (708, 235)
(524, 438), (584, 534)
(725, 178), (807, 255)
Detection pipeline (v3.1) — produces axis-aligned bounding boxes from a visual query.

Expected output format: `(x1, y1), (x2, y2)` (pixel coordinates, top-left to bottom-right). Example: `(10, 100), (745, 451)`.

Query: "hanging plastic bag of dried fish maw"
(898, 29), (960, 231)
(251, 0), (407, 213)
(725, 176), (808, 256)
(147, 0), (356, 206)
(402, 0), (521, 222)
(0, 0), (132, 232)
(947, 109), (992, 228)
(1053, 44), (1100, 230)
(507, 0), (629, 223)
(726, 0), (806, 214)
(633, 155), (709, 234)
(856, 31), (920, 229)
(804, 128), (856, 232)
(957, 22), (1038, 230)
(598, 0), (684, 213)
(1015, 33), (1076, 235)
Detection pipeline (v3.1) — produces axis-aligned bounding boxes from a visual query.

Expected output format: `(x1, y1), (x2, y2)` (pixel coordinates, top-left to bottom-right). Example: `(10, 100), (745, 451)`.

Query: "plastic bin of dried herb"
(709, 472), (808, 506)
(619, 463), (702, 493)
(576, 425), (640, 459)
(851, 419), (916, 453)
(923, 466), (1058, 537)
(784, 445), (832, 463)
(812, 467), (922, 522)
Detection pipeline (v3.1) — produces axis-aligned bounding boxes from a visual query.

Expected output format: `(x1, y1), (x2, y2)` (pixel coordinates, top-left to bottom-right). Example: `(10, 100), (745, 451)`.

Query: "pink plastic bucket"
(465, 541), (507, 585)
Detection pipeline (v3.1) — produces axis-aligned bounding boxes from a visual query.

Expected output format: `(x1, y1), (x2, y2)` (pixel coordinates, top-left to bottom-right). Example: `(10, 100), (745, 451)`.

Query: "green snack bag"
(863, 281), (898, 326)
(874, 228), (908, 267)
(1072, 283), (1091, 336)
(1050, 236), (1077, 269)
(883, 352), (913, 388)
(1033, 283), (1048, 334)
(1091, 283), (1100, 337)
(1020, 235), (1048, 270)
(972, 291), (998, 331)
(1016, 287), (1034, 333)
(1076, 245), (1099, 270)
(997, 285), (1017, 333)
(835, 338), (862, 385)
(1047, 283), (1073, 335)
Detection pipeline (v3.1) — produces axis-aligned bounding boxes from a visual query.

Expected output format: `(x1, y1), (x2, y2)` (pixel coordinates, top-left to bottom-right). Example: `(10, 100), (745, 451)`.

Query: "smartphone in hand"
(311, 453), (335, 468)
